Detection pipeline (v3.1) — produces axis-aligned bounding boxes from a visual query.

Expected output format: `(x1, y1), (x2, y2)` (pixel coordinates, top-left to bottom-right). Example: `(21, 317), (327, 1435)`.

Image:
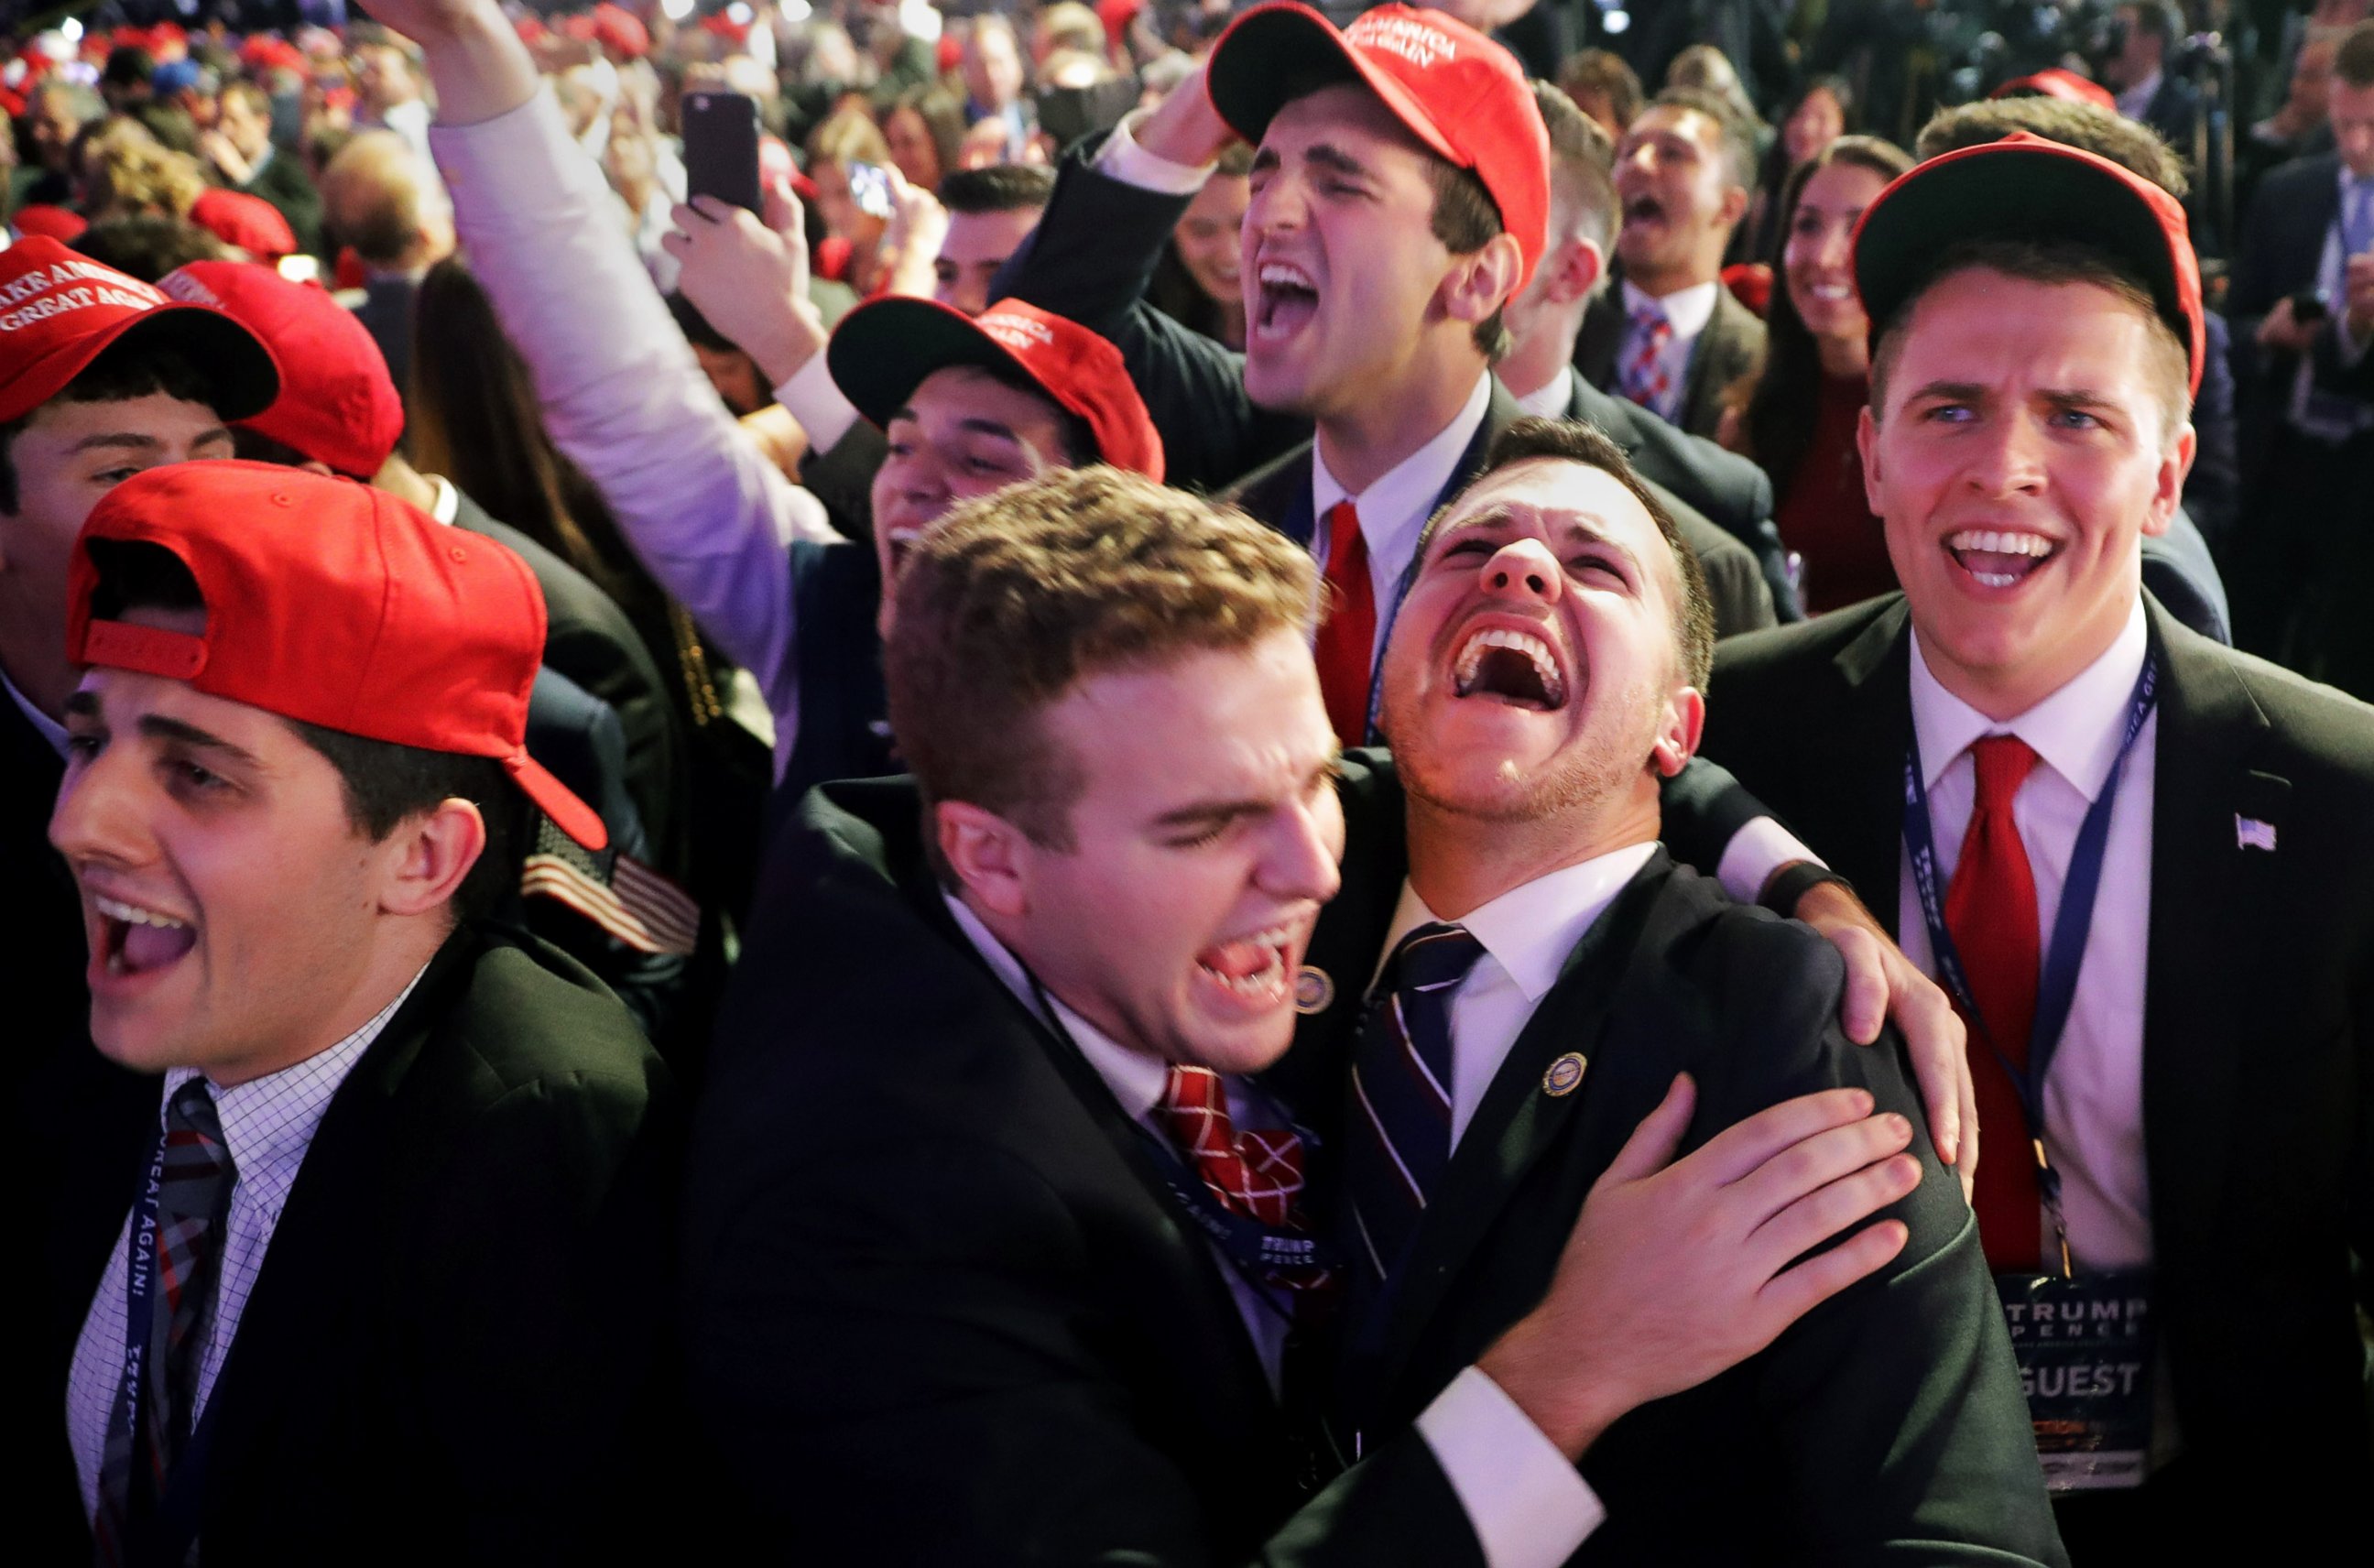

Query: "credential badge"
(1542, 1052), (1587, 1097)
(1292, 965), (1335, 1015)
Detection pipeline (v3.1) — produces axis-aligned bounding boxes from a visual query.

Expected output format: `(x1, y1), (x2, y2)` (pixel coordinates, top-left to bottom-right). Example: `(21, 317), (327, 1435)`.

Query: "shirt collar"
(165, 964), (427, 1184)
(1907, 597), (2151, 802)
(426, 472), (461, 527)
(1311, 369), (1493, 543)
(3, 665), (66, 757)
(2115, 70), (2163, 121)
(1512, 364), (1574, 420)
(942, 890), (1169, 1121)
(1378, 842), (1660, 1005)
(1621, 277), (1720, 340)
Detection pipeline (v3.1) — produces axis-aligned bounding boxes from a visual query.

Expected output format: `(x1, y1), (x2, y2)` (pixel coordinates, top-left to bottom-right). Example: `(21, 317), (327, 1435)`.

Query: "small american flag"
(520, 815), (701, 955)
(2235, 815), (2278, 854)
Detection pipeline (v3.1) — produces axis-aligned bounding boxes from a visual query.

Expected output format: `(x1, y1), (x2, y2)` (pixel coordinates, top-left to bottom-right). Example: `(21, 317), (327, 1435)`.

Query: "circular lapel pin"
(1293, 965), (1335, 1015)
(1542, 1052), (1587, 1097)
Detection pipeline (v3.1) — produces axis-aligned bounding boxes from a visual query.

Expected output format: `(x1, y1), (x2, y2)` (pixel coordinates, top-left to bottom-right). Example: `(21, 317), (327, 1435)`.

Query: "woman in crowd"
(1746, 75), (1853, 260)
(881, 82), (965, 193)
(806, 103), (898, 297)
(1722, 136), (1913, 615)
(1147, 141), (1249, 350)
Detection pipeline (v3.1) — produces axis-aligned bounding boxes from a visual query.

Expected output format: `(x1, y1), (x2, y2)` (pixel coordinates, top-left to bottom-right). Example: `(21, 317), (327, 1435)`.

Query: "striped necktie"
(1344, 922), (1486, 1292)
(94, 1079), (238, 1567)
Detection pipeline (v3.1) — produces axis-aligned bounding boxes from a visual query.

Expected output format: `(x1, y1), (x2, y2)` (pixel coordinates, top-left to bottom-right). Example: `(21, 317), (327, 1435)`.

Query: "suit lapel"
(1823, 600), (1918, 928)
(1574, 288), (1623, 388)
(1362, 855), (1672, 1402)
(2137, 604), (2281, 1283)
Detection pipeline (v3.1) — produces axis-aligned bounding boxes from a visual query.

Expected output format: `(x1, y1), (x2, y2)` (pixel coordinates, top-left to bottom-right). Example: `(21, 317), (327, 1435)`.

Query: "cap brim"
(507, 752), (611, 852)
(1206, 4), (1463, 169)
(1854, 141), (2203, 395)
(829, 296), (1051, 433)
(0, 302), (281, 426)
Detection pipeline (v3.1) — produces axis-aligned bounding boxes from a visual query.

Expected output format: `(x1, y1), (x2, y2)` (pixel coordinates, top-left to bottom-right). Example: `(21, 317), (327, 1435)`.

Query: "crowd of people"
(5, 0), (2370, 1562)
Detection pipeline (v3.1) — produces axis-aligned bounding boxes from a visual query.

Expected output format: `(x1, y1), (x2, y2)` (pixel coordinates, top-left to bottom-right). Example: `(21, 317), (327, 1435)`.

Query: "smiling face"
(870, 365), (1074, 636)
(1006, 630), (1345, 1075)
(1782, 86), (1845, 167)
(1613, 103), (1745, 294)
(1241, 83), (1471, 417)
(1176, 171), (1248, 306)
(932, 204), (1044, 317)
(50, 659), (423, 1083)
(1863, 267), (2194, 719)
(1379, 457), (1702, 837)
(1783, 158), (1889, 344)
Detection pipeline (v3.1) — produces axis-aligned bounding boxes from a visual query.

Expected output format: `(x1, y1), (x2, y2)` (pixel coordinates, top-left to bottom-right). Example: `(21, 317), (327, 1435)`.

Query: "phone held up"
(682, 91), (765, 215)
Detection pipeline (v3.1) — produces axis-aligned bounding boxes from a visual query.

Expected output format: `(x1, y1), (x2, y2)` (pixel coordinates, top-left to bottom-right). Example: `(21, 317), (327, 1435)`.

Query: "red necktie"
(1160, 1065), (1308, 1227)
(1943, 735), (2044, 1272)
(1313, 500), (1376, 747)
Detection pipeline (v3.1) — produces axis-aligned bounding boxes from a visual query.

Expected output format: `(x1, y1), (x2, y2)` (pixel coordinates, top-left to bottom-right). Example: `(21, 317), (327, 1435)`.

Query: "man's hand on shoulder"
(1790, 874), (1977, 1199)
(1476, 1074), (1919, 1461)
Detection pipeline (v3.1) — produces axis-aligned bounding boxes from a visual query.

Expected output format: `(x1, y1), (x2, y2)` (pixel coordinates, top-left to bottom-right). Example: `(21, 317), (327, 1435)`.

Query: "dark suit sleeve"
(691, 1121), (1486, 1567)
(1684, 925), (2065, 1566)
(1659, 756), (1783, 891)
(992, 147), (1308, 492)
(799, 419), (890, 544)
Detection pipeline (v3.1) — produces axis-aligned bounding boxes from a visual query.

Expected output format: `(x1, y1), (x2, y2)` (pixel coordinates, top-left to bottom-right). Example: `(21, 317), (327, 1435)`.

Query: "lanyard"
(106, 1115), (223, 1566)
(1022, 974), (1340, 1315)
(1901, 649), (2158, 1275)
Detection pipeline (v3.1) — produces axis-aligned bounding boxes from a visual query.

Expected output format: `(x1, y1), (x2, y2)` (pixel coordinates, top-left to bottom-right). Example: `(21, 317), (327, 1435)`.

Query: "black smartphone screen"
(682, 92), (764, 214)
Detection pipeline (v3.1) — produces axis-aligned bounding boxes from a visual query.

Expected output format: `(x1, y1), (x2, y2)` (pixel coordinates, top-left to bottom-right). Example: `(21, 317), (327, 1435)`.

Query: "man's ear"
(936, 799), (1033, 918)
(2141, 421), (2197, 539)
(1649, 686), (1706, 778)
(1717, 181), (1750, 231)
(1538, 234), (1606, 309)
(1856, 403), (1885, 516)
(1440, 231), (1526, 330)
(376, 798), (488, 919)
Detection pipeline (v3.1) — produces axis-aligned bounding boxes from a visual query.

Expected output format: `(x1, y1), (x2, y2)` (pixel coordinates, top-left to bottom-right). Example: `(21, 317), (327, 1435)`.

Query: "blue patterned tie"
(1344, 922), (1486, 1291)
(94, 1080), (237, 1568)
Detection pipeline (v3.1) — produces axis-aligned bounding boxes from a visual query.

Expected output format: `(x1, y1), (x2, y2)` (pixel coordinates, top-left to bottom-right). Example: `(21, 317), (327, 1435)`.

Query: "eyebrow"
(1432, 506), (1645, 576)
(887, 408), (1027, 448)
(70, 428), (231, 456)
(139, 713), (262, 766)
(1906, 380), (2126, 416)
(1149, 755), (1343, 831)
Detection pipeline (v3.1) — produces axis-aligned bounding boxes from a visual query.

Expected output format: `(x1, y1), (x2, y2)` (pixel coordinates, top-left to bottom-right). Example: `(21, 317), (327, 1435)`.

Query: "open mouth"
(1802, 280), (1854, 303)
(93, 892), (196, 977)
(885, 527), (922, 576)
(1253, 261), (1318, 343)
(1945, 528), (2058, 590)
(1193, 920), (1296, 1006)
(1622, 193), (1666, 229)
(1453, 626), (1567, 710)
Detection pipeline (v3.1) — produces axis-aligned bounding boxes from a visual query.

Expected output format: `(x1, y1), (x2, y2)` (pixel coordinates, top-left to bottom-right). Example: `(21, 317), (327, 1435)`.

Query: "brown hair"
(888, 468), (1318, 859)
(1916, 96), (2188, 197)
(1427, 416), (1715, 688)
(2340, 18), (2374, 88)
(1556, 49), (1643, 132)
(1533, 79), (1618, 259)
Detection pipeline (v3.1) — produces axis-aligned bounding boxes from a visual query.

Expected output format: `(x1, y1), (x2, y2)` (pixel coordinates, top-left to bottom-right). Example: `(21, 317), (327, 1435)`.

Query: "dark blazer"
(37, 929), (681, 1564)
(2227, 152), (2343, 373)
(1574, 278), (1769, 441)
(681, 768), (1488, 1565)
(236, 149), (323, 258)
(1697, 593), (2374, 1543)
(1563, 371), (1802, 621)
(346, 274), (419, 406)
(1228, 380), (1776, 643)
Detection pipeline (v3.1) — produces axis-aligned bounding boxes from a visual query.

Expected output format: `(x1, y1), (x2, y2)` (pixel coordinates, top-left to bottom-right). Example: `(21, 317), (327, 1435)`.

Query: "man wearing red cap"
(43, 463), (677, 1563)
(1697, 136), (2374, 1556)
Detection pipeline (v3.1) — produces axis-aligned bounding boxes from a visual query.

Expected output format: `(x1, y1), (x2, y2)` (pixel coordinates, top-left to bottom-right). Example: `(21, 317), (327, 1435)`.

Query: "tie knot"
(1386, 921), (1485, 996)
(1631, 300), (1669, 333)
(166, 1078), (226, 1145)
(1967, 734), (2040, 812)
(1160, 1063), (1226, 1121)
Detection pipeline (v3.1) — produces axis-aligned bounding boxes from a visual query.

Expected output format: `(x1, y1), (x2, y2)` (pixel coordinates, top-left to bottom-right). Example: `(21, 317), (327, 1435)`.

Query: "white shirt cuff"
(1094, 111), (1216, 196)
(1415, 1367), (1605, 1568)
(777, 350), (862, 454)
(1715, 815), (1824, 906)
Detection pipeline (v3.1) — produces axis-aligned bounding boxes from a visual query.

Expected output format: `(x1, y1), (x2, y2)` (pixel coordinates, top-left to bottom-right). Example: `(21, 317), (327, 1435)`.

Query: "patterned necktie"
(1344, 922), (1486, 1291)
(94, 1079), (238, 1568)
(1943, 735), (2044, 1272)
(1313, 499), (1377, 747)
(1618, 301), (1674, 413)
(1160, 1064), (1308, 1228)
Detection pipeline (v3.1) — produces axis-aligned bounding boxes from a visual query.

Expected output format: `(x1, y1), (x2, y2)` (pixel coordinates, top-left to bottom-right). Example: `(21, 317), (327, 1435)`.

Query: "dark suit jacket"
(1574, 278), (1769, 441)
(37, 929), (681, 1564)
(237, 148), (322, 258)
(681, 768), (1487, 1564)
(1563, 372), (1802, 621)
(1697, 593), (2374, 1541)
(1292, 796), (2064, 1563)
(347, 273), (419, 406)
(2227, 152), (2343, 392)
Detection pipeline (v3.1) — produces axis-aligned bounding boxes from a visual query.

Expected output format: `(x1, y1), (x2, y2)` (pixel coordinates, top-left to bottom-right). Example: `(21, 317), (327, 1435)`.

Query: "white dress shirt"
(1513, 365), (1574, 421)
(942, 893), (1605, 1568)
(1376, 844), (1661, 1143)
(1617, 278), (1717, 426)
(2113, 69), (2164, 125)
(66, 969), (427, 1519)
(1896, 600), (2157, 1271)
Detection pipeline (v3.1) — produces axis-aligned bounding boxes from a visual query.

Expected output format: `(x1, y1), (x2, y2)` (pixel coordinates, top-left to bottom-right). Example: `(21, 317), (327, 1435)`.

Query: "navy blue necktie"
(1344, 922), (1486, 1292)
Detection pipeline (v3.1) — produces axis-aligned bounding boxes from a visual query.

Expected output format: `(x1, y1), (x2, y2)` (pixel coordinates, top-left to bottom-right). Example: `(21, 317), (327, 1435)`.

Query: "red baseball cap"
(1853, 132), (2205, 397)
(159, 260), (405, 479)
(1205, 2), (1549, 289)
(828, 298), (1166, 481)
(1989, 69), (2118, 114)
(0, 237), (279, 425)
(10, 204), (90, 245)
(67, 463), (606, 850)
(187, 187), (301, 263)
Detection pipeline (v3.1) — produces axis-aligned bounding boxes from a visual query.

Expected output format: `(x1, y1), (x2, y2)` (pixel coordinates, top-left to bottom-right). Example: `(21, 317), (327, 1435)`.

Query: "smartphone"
(845, 161), (896, 223)
(681, 91), (764, 214)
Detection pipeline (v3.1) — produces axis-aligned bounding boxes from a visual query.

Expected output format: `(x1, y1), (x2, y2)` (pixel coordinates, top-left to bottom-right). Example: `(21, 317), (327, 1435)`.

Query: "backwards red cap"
(1205, 2), (1549, 289)
(68, 463), (607, 851)
(1853, 131), (2205, 397)
(828, 298), (1165, 482)
(160, 260), (405, 479)
(0, 237), (278, 425)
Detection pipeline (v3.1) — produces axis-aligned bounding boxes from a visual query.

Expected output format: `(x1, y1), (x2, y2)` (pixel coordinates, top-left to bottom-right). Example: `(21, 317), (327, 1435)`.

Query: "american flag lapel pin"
(2236, 815), (2278, 853)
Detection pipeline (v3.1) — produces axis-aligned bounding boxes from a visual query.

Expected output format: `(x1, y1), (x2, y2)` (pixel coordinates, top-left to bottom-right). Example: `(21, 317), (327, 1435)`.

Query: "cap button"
(272, 491), (293, 506)
(449, 545), (468, 562)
